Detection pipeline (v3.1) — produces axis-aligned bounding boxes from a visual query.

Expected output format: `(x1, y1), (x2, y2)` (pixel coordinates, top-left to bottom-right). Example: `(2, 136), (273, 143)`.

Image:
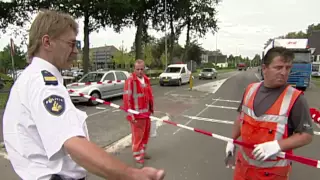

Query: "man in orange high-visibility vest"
(123, 59), (154, 169)
(226, 47), (314, 180)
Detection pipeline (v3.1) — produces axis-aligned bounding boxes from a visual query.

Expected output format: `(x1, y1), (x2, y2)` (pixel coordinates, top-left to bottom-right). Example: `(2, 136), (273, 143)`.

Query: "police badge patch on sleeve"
(43, 95), (66, 116)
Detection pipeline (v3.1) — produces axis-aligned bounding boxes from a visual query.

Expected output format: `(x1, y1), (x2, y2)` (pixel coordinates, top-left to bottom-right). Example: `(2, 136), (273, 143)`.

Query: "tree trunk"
(181, 16), (191, 63)
(169, 10), (175, 64)
(83, 11), (90, 73)
(135, 14), (144, 60)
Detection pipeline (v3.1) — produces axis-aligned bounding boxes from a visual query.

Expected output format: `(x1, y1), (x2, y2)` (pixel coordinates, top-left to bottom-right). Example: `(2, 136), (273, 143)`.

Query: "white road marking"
(0, 150), (9, 160)
(112, 109), (121, 113)
(96, 107), (107, 110)
(182, 115), (320, 136)
(173, 98), (220, 135)
(183, 115), (234, 124)
(205, 104), (238, 110)
(212, 99), (241, 103)
(255, 73), (262, 81)
(170, 94), (193, 98)
(105, 116), (169, 153)
(88, 109), (110, 117)
(193, 79), (228, 94)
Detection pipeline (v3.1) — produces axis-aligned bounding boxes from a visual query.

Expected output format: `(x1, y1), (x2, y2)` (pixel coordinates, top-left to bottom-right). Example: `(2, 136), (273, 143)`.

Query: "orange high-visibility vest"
(236, 82), (302, 179)
(123, 73), (154, 121)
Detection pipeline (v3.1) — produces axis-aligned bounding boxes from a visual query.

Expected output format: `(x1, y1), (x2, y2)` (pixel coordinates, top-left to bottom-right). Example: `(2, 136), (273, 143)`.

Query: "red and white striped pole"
(68, 89), (320, 168)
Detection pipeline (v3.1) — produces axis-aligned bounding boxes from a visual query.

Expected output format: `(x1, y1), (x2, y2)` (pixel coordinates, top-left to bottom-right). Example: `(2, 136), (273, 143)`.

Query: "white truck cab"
(159, 64), (192, 86)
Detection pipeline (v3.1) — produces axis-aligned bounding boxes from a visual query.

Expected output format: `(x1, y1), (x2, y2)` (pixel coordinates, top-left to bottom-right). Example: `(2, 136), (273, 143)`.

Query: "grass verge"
(312, 77), (320, 87)
(0, 91), (9, 109)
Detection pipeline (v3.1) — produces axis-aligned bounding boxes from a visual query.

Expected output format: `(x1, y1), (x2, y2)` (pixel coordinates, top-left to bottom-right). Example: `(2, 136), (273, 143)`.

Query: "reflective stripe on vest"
(240, 83), (296, 168)
(132, 80), (149, 113)
(239, 148), (290, 168)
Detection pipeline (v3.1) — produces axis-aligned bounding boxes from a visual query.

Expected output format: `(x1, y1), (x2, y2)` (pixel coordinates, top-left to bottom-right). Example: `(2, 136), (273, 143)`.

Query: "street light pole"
(215, 33), (218, 66)
(164, 0), (168, 69)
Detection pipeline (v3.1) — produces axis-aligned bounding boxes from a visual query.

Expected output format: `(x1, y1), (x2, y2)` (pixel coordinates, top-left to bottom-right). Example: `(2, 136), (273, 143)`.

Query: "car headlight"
(208, 73), (211, 76)
(199, 73), (202, 76)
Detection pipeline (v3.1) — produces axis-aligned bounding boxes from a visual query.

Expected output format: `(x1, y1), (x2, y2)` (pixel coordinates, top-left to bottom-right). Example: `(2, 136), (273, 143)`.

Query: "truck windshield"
(165, 67), (181, 73)
(293, 52), (311, 63)
(312, 64), (319, 72)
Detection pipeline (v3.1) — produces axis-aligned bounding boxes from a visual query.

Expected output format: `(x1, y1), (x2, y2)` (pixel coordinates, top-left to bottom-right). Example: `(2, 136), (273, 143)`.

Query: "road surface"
(1, 69), (320, 180)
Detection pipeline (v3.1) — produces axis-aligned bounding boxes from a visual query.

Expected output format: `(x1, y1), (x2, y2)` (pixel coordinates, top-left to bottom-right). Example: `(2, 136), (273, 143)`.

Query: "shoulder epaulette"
(41, 70), (58, 86)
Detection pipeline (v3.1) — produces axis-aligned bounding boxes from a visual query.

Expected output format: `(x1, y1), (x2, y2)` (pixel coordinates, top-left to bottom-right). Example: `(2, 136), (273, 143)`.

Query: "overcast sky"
(0, 0), (319, 59)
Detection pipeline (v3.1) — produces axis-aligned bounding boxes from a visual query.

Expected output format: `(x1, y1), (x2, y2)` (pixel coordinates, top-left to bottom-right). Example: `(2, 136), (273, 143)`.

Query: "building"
(91, 45), (119, 70)
(308, 31), (320, 62)
(201, 50), (228, 68)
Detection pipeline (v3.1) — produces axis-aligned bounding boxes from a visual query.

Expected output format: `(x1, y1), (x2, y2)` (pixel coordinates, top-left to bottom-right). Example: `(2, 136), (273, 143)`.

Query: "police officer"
(3, 10), (165, 180)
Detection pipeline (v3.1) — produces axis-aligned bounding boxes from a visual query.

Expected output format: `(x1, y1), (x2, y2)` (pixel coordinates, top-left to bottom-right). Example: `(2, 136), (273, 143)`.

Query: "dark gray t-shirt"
(238, 82), (314, 136)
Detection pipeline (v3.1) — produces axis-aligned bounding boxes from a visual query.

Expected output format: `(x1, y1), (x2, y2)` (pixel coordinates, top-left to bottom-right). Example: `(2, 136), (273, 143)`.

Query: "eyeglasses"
(57, 39), (77, 49)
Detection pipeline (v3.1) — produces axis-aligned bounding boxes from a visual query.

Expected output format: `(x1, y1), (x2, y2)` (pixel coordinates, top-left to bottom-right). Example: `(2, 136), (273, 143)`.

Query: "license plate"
(163, 79), (169, 82)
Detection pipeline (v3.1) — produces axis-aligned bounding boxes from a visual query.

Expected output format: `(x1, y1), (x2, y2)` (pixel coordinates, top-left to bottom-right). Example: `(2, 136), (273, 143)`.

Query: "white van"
(159, 64), (192, 86)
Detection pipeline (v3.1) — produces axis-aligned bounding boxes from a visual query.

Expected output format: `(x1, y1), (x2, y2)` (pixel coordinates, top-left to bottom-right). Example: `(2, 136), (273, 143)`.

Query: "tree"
(6, 0), (132, 74)
(0, 44), (27, 73)
(179, 0), (220, 62)
(187, 41), (203, 64)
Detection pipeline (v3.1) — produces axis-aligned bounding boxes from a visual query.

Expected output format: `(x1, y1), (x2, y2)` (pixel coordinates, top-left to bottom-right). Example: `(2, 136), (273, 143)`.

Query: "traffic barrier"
(68, 88), (320, 168)
(67, 80), (125, 86)
(310, 108), (320, 124)
(66, 78), (160, 87)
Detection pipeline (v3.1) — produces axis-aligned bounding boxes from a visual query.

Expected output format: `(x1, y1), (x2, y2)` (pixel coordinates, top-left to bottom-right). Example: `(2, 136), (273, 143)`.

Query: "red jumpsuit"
(123, 73), (154, 164)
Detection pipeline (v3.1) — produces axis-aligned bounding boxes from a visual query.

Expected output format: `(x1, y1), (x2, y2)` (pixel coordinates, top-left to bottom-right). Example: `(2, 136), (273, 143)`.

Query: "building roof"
(308, 31), (320, 55)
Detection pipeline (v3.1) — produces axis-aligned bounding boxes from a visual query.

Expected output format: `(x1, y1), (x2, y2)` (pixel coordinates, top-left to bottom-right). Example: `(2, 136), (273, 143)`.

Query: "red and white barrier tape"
(67, 80), (125, 86)
(68, 89), (320, 168)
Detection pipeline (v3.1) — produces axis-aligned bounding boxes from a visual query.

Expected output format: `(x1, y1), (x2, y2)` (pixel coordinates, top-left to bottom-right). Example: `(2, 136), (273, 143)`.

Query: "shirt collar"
(31, 57), (64, 85)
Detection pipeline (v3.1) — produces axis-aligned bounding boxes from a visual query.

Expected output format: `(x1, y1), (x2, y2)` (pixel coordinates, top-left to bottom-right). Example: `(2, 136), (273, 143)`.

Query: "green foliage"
(0, 44), (27, 73)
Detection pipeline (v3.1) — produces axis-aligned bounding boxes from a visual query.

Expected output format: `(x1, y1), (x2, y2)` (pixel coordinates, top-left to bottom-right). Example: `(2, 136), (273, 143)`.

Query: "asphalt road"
(89, 68), (320, 180)
(2, 69), (320, 180)
(0, 71), (238, 179)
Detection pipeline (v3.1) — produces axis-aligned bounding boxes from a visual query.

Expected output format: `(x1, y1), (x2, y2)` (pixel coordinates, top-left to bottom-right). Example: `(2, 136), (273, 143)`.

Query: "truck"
(262, 39), (312, 91)
(237, 62), (247, 71)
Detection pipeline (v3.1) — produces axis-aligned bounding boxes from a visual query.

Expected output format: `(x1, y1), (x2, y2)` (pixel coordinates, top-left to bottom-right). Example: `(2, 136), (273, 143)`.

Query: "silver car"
(199, 68), (217, 80)
(67, 70), (129, 105)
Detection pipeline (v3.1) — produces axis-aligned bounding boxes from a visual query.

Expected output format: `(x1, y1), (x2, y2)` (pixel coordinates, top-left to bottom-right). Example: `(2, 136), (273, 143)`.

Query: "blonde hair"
(27, 10), (78, 61)
(135, 59), (145, 66)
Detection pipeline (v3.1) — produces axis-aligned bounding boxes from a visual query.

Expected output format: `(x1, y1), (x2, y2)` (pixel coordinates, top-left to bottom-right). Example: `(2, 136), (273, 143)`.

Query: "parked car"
(66, 70), (129, 105)
(198, 68), (217, 80)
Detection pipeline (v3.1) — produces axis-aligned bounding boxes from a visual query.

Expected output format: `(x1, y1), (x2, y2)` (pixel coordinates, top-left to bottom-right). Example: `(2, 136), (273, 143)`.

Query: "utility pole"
(164, 0), (168, 69)
(215, 33), (218, 67)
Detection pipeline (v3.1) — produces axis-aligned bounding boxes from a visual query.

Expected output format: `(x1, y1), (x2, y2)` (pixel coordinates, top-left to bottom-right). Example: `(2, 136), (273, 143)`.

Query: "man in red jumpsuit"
(123, 59), (154, 168)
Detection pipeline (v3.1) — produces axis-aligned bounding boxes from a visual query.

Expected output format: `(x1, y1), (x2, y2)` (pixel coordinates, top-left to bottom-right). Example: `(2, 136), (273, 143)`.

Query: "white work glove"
(252, 140), (281, 161)
(226, 142), (235, 156)
(225, 142), (236, 169)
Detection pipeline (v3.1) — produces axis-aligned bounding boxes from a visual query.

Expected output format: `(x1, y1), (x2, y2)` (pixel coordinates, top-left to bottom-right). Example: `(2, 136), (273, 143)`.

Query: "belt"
(50, 174), (86, 180)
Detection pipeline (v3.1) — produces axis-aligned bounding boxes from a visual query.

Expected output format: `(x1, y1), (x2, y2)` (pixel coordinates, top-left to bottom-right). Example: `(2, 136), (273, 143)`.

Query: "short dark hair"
(263, 47), (294, 66)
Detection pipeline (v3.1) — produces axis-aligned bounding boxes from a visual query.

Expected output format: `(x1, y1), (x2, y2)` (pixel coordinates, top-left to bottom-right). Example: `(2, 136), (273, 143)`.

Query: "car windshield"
(312, 64), (319, 72)
(79, 72), (104, 82)
(202, 69), (213, 72)
(293, 52), (311, 63)
(165, 67), (181, 73)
